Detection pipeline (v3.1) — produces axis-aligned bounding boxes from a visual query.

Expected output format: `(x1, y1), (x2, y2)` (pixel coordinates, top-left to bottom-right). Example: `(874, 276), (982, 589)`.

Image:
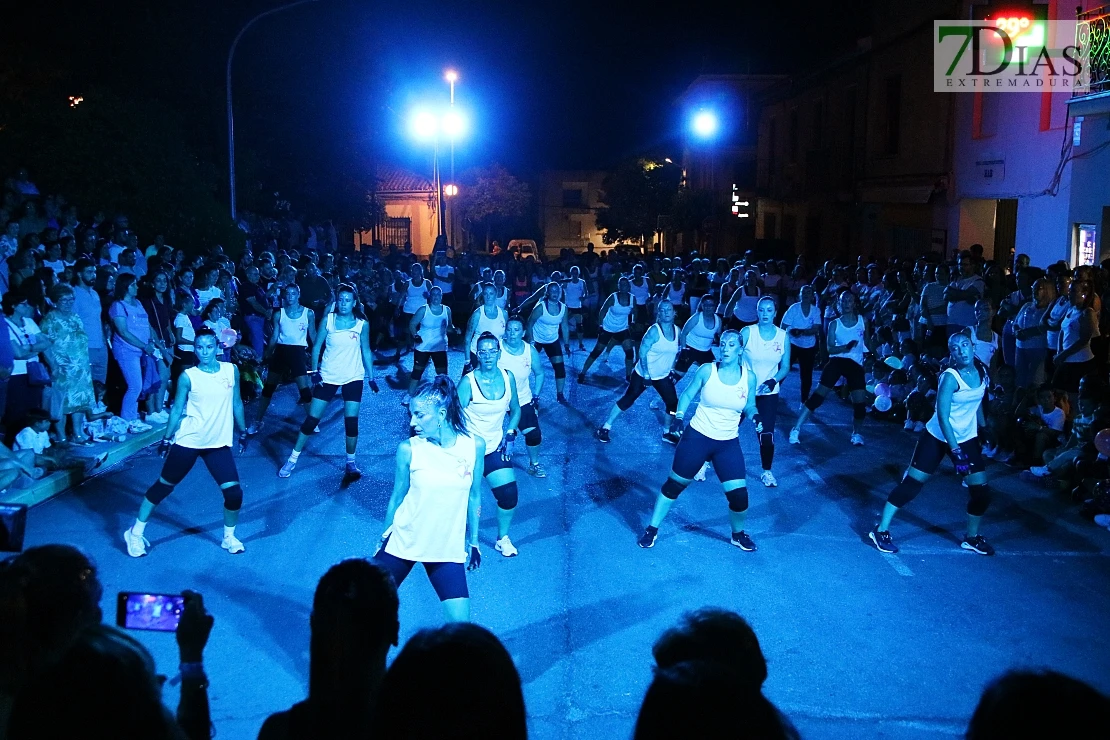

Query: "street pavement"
(21, 342), (1110, 739)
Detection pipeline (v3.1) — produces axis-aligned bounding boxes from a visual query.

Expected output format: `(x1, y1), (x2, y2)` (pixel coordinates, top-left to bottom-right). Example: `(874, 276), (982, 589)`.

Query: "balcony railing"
(1076, 4), (1110, 97)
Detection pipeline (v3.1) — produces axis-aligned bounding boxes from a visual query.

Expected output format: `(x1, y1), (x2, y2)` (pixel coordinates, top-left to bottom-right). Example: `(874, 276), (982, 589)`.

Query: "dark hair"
(23, 408), (51, 425)
(966, 669), (1110, 739)
(336, 282), (357, 298)
(652, 608), (767, 690)
(476, 331), (501, 352)
(73, 258), (95, 275)
(377, 623), (526, 739)
(194, 326), (218, 345)
(200, 298), (224, 321)
(1, 289), (28, 316)
(506, 314), (525, 327)
(112, 273), (137, 302)
(412, 375), (468, 436)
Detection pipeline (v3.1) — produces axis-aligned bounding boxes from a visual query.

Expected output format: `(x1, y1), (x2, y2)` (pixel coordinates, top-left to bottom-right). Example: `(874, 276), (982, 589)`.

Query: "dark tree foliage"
(595, 159), (682, 245)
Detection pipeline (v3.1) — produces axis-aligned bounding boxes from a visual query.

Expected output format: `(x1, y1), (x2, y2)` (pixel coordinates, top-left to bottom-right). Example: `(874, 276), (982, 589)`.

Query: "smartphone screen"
(116, 592), (185, 631)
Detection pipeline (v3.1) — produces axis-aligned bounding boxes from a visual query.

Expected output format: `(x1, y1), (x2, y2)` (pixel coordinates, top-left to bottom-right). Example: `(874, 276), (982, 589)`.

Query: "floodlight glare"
(445, 69), (458, 83)
(411, 110), (438, 140)
(692, 110), (719, 139)
(442, 109), (465, 139)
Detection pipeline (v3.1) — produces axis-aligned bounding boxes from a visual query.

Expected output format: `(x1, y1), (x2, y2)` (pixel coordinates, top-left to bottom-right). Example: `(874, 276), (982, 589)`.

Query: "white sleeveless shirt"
(602, 294), (633, 333)
(666, 283), (686, 305)
(417, 305), (449, 353)
(743, 325), (787, 395)
(731, 287), (762, 323)
(690, 363), (749, 441)
(463, 369), (511, 451)
(638, 323), (679, 380)
(175, 363), (235, 449)
(684, 312), (720, 352)
(494, 285), (510, 310)
(402, 279), (430, 314)
(320, 314), (366, 385)
(629, 278), (651, 306)
(277, 307), (310, 346)
(532, 301), (565, 345)
(385, 433), (477, 563)
(470, 306), (507, 354)
(833, 316), (866, 365)
(498, 341), (534, 406)
(926, 366), (986, 444)
(564, 279), (586, 309)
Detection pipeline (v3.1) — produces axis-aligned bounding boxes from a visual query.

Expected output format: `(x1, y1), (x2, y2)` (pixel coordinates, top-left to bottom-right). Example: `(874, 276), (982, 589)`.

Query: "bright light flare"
(411, 110), (438, 140)
(444, 184), (459, 197)
(445, 69), (458, 83)
(442, 109), (466, 139)
(691, 110), (719, 139)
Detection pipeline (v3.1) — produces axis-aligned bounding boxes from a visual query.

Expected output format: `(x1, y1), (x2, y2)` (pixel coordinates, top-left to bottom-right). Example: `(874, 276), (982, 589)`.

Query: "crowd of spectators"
(2, 545), (1107, 739)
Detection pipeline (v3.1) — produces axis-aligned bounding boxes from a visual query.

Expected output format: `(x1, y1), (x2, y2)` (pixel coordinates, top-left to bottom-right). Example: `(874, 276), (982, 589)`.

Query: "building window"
(882, 75), (902, 155)
(562, 188), (584, 208)
(789, 109), (799, 163)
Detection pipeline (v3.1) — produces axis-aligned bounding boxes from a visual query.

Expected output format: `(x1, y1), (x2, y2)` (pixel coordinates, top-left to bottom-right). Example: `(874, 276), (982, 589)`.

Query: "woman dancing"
(741, 297), (791, 487)
(579, 276), (636, 381)
(499, 316), (547, 478)
(407, 286), (454, 401)
(526, 282), (570, 403)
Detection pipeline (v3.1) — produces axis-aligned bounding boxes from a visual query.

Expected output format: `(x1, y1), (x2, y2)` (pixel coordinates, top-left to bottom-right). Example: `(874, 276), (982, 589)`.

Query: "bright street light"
(445, 69), (458, 83)
(411, 110), (439, 140)
(691, 110), (719, 139)
(444, 184), (459, 197)
(442, 109), (465, 140)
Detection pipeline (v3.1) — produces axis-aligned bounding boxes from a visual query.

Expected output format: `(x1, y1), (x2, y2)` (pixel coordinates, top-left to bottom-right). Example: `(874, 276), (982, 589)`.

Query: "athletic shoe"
(694, 462), (710, 482)
(730, 531), (757, 551)
(1028, 465), (1051, 478)
(221, 534), (246, 554)
(124, 527), (149, 558)
(278, 459), (297, 478)
(913, 421), (926, 433)
(868, 530), (898, 553)
(760, 470), (778, 487)
(578, 342), (586, 351)
(577, 373), (587, 384)
(557, 392), (567, 404)
(903, 419), (914, 431)
(850, 433), (865, 446)
(638, 526), (658, 548)
(961, 535), (995, 556)
(662, 430), (681, 446)
(788, 429), (800, 445)
(527, 463), (547, 478)
(1093, 513), (1110, 530)
(495, 535), (518, 557)
(246, 421), (262, 435)
(344, 461), (362, 480)
(595, 427), (611, 443)
(128, 421), (152, 433)
(145, 411), (169, 424)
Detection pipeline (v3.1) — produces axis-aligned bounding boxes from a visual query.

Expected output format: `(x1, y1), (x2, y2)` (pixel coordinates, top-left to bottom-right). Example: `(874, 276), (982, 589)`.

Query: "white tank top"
(564, 279), (586, 308)
(743, 325), (787, 394)
(320, 313), (366, 385)
(385, 434), (477, 564)
(402, 279), (430, 314)
(532, 301), (565, 345)
(1045, 297), (1069, 350)
(638, 323), (679, 380)
(1061, 307), (1096, 363)
(498, 341), (534, 406)
(432, 265), (454, 294)
(277, 307), (310, 346)
(926, 367), (986, 444)
(833, 316), (866, 365)
(684, 312), (720, 352)
(464, 368), (511, 451)
(972, 332), (998, 368)
(666, 283), (686, 304)
(731, 288), (761, 323)
(602, 294), (633, 333)
(417, 305), (449, 353)
(629, 278), (651, 306)
(470, 306), (507, 354)
(494, 285), (510, 310)
(174, 363), (235, 449)
(689, 363), (749, 441)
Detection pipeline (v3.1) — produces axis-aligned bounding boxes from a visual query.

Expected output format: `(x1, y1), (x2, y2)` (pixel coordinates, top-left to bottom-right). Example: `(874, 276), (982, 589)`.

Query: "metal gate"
(381, 217), (411, 248)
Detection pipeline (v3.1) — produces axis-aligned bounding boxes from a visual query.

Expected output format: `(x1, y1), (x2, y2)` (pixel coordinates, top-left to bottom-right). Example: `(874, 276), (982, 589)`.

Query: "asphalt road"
(21, 343), (1110, 739)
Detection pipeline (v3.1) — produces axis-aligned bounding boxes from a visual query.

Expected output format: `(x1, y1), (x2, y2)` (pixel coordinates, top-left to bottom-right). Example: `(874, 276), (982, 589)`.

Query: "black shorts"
(617, 372), (678, 413)
(313, 379), (364, 403)
(567, 306), (587, 319)
(674, 347), (715, 374)
(672, 427), (747, 482)
(374, 539), (468, 601)
(819, 357), (866, 392)
(483, 448), (513, 475)
(269, 344), (308, 382)
(519, 401), (540, 432)
(909, 432), (985, 476)
(536, 340), (563, 362)
(597, 328), (631, 345)
(412, 350), (448, 377)
(161, 445), (239, 487)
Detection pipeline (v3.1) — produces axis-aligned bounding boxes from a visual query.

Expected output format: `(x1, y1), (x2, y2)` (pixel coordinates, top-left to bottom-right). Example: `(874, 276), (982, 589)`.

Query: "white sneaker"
(694, 462), (710, 482)
(278, 458), (297, 478)
(1029, 465), (1051, 478)
(903, 420), (914, 431)
(495, 535), (518, 557)
(124, 527), (149, 558)
(1094, 513), (1110, 530)
(760, 470), (778, 487)
(982, 445), (997, 459)
(128, 421), (152, 433)
(221, 534), (246, 554)
(913, 421), (926, 433)
(246, 421), (262, 435)
(851, 433), (865, 446)
(788, 429), (800, 445)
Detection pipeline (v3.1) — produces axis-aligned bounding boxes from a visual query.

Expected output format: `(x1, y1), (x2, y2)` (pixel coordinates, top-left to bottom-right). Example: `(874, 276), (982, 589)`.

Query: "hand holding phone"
(175, 590), (214, 663)
(117, 592), (185, 631)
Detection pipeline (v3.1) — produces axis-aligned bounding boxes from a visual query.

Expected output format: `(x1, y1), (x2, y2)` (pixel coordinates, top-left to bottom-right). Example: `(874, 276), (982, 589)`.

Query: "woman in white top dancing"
(741, 297), (791, 487)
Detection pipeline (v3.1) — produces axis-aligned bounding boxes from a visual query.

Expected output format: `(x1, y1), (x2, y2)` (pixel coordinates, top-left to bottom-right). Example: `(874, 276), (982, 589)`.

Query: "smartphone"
(116, 592), (185, 632)
(0, 503), (28, 553)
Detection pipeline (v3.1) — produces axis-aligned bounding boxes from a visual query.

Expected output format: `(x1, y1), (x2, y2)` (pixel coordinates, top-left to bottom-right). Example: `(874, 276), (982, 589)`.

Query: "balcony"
(1076, 4), (1110, 98)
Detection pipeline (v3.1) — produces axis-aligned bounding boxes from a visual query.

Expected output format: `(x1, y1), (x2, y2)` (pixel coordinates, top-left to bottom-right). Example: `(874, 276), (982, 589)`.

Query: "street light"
(444, 184), (459, 197)
(691, 110), (719, 139)
(410, 108), (467, 238)
(227, 0), (320, 221)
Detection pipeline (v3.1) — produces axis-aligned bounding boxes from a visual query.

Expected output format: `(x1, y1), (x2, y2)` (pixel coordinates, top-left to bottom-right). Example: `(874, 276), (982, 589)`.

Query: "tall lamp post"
(227, 0), (319, 222)
(444, 69), (459, 246)
(412, 109), (465, 240)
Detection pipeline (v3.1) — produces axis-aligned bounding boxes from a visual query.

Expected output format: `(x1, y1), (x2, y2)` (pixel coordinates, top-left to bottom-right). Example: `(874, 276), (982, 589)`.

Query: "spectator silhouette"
(966, 669), (1110, 739)
(652, 607), (767, 691)
(376, 623), (526, 739)
(258, 559), (399, 740)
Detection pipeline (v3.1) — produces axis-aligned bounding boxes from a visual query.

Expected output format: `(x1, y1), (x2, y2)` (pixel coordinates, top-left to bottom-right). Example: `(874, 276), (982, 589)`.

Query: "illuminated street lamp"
(691, 109), (719, 139)
(410, 108), (467, 238)
(444, 184), (459, 197)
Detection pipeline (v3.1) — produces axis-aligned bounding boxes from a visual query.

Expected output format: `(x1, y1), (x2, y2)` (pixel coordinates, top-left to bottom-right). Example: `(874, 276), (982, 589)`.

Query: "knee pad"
(553, 363), (566, 380)
(661, 478), (687, 500)
(344, 416), (359, 437)
(805, 393), (826, 412)
(261, 383), (277, 399)
(725, 486), (749, 513)
(492, 482), (519, 510)
(887, 475), (925, 509)
(967, 484), (991, 517)
(524, 427), (542, 446)
(853, 402), (867, 420)
(298, 386), (313, 405)
(221, 483), (243, 512)
(144, 481), (174, 505)
(300, 415), (321, 436)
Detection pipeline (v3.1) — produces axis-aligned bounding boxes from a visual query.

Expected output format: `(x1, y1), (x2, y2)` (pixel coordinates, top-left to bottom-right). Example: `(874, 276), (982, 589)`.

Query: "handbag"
(27, 360), (51, 387)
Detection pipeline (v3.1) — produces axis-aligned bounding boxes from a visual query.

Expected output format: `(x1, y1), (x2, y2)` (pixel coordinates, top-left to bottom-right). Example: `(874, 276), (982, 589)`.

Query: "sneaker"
(527, 463), (547, 478)
(982, 445), (997, 459)
(760, 470), (778, 487)
(789, 429), (800, 445)
(903, 419), (914, 431)
(638, 526), (658, 548)
(576, 373), (587, 384)
(278, 459), (297, 478)
(595, 427), (611, 443)
(913, 421), (926, 433)
(1028, 465), (1051, 478)
(662, 430), (682, 446)
(868, 529), (898, 553)
(344, 461), (362, 480)
(128, 421), (152, 433)
(1093, 513), (1110, 530)
(850, 433), (865, 446)
(246, 421), (262, 435)
(221, 534), (246, 554)
(730, 530), (757, 551)
(557, 392), (567, 404)
(694, 462), (710, 482)
(961, 534), (995, 556)
(495, 535), (518, 557)
(124, 527), (149, 558)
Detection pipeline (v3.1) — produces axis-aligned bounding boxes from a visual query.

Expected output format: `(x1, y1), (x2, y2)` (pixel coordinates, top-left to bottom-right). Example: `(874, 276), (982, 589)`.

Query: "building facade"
(537, 170), (611, 253)
(355, 168), (439, 256)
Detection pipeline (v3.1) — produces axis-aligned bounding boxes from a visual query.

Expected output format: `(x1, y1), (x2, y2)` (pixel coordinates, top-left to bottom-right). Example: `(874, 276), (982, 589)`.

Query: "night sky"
(4, 0), (865, 178)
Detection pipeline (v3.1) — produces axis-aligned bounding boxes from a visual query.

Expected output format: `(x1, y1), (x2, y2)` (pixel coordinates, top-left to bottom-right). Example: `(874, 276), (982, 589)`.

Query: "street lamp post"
(412, 108), (465, 242)
(227, 0), (319, 222)
(444, 70), (458, 245)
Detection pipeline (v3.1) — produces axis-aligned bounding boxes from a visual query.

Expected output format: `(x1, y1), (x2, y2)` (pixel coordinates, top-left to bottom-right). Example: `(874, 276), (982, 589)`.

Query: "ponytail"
(413, 374), (469, 437)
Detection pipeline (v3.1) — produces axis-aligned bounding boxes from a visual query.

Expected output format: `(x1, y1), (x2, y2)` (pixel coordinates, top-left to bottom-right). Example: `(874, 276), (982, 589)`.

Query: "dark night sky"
(4, 0), (867, 179)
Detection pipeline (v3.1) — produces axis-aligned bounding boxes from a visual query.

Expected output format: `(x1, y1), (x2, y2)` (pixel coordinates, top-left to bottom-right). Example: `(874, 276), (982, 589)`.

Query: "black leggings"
(147, 445), (241, 510)
(792, 344), (817, 402)
(887, 433), (990, 516)
(617, 373), (678, 413)
(755, 394), (778, 471)
(674, 347), (715, 375)
(535, 340), (566, 379)
(411, 350), (448, 381)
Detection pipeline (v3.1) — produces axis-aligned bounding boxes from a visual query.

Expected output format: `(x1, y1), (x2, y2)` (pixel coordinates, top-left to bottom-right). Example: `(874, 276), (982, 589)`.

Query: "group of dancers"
(120, 272), (998, 620)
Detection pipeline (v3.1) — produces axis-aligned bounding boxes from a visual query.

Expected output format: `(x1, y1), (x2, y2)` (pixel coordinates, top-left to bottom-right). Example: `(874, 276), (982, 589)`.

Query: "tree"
(457, 164), (531, 249)
(595, 158), (682, 245)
